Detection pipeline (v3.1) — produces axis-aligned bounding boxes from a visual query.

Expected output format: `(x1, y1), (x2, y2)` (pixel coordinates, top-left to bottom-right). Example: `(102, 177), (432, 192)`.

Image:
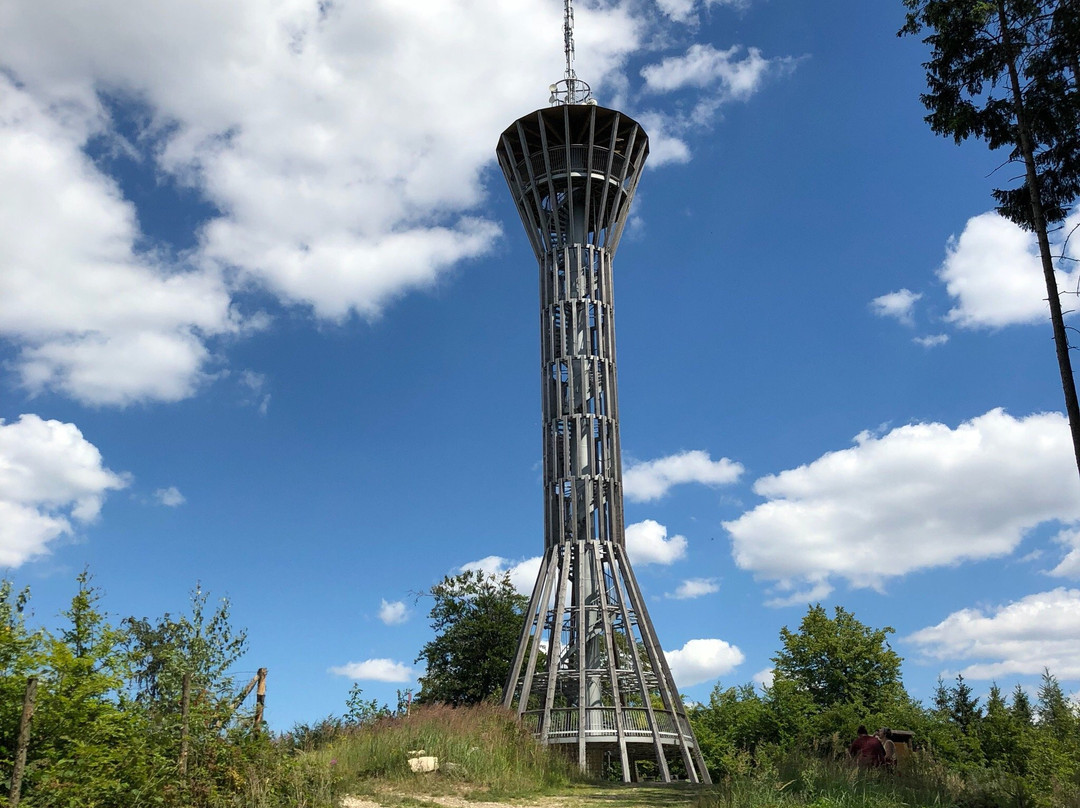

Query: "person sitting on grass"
(876, 727), (897, 770)
(849, 725), (885, 767)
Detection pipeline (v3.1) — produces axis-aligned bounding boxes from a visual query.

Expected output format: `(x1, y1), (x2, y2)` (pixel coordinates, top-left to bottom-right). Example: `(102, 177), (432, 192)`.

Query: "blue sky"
(3, 0), (1080, 730)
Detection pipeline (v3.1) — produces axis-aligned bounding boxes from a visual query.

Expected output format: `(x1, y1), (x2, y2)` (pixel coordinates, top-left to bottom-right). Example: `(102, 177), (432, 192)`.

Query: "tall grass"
(282, 710), (1047, 808)
(695, 750), (1038, 808)
(308, 702), (580, 797)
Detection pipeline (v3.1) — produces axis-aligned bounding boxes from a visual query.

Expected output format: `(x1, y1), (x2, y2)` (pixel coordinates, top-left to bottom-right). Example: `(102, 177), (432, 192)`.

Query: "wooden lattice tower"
(494, 1), (711, 784)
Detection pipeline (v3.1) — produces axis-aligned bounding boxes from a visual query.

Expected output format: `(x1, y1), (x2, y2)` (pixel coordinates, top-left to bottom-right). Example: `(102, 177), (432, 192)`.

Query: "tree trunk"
(179, 672), (191, 776)
(998, 0), (1080, 483)
(10, 676), (38, 808)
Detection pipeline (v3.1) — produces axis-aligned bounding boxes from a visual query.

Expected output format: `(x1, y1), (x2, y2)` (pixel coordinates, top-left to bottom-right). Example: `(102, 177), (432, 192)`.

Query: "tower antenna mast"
(549, 0), (593, 105)
(563, 0), (576, 85)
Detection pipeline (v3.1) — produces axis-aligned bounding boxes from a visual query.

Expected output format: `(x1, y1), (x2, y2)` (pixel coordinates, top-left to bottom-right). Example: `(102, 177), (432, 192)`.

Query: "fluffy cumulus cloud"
(460, 555), (543, 595)
(378, 599), (409, 626)
(0, 79), (238, 405)
(665, 638), (745, 687)
(870, 289), (922, 325)
(153, 486), (186, 507)
(328, 658), (414, 682)
(0, 1), (789, 404)
(623, 449), (743, 502)
(666, 578), (720, 599)
(0, 414), (128, 567)
(725, 409), (1080, 599)
(0, 0), (642, 403)
(939, 211), (1080, 329)
(907, 589), (1080, 679)
(625, 519), (688, 565)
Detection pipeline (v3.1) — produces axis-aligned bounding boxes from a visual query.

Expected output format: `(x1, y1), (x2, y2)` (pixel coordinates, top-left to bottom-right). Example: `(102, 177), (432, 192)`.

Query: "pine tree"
(1035, 668), (1074, 739)
(949, 673), (982, 734)
(1011, 682), (1035, 726)
(981, 683), (1023, 771)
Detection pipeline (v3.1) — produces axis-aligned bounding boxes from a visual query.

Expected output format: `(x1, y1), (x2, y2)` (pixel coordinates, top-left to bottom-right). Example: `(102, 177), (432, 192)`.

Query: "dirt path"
(341, 798), (574, 808)
(340, 783), (704, 808)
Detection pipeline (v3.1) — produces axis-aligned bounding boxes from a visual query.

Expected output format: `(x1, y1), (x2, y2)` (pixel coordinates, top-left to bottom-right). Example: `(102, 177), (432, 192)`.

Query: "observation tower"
(496, 1), (711, 783)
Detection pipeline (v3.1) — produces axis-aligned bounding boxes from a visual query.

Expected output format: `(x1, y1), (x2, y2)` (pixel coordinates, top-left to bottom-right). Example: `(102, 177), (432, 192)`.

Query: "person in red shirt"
(849, 725), (886, 767)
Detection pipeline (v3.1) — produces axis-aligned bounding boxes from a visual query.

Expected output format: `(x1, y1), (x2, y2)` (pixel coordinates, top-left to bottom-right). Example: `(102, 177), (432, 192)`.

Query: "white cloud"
(624, 449), (743, 502)
(914, 334), (950, 348)
(154, 486), (185, 507)
(632, 111), (692, 167)
(625, 519), (688, 565)
(656, 0), (699, 23)
(939, 211), (1080, 329)
(724, 409), (1080, 594)
(656, 0), (749, 24)
(378, 599), (409, 626)
(0, 0), (639, 327)
(239, 370), (271, 415)
(0, 414), (128, 567)
(665, 638), (745, 687)
(0, 1), (788, 403)
(328, 658), (414, 683)
(764, 580), (835, 609)
(667, 578), (719, 599)
(460, 555), (542, 595)
(635, 42), (795, 166)
(642, 44), (775, 98)
(752, 667), (774, 688)
(0, 78), (238, 405)
(1049, 527), (1080, 578)
(907, 588), (1080, 679)
(870, 289), (922, 325)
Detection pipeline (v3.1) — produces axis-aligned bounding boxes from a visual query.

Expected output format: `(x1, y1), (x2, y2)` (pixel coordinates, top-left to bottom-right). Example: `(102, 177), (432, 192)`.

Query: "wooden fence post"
(179, 672), (191, 775)
(252, 668), (267, 732)
(10, 676), (38, 808)
(212, 672), (258, 731)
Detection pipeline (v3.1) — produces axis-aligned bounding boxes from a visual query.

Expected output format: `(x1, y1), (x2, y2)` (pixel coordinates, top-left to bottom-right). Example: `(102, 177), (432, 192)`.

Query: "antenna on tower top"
(563, 0), (576, 81)
(548, 0), (594, 106)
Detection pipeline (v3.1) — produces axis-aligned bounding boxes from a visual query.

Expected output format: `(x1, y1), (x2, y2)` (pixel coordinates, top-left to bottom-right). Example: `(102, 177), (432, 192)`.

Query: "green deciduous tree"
(691, 683), (774, 778)
(901, 0), (1080, 480)
(415, 570), (527, 706)
(0, 573), (282, 808)
(0, 581), (43, 796)
(125, 583), (247, 714)
(772, 604), (907, 719)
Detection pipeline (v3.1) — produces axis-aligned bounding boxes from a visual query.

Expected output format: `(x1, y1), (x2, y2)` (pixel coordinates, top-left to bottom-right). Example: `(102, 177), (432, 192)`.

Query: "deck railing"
(515, 146), (628, 186)
(520, 707), (688, 740)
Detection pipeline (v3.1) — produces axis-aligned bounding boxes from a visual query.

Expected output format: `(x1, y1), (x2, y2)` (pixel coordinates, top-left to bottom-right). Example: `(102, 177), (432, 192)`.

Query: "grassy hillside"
(289, 704), (1034, 808)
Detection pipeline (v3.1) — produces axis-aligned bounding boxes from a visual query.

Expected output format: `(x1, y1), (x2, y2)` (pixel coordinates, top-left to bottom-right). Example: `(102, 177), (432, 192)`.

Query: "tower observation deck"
(495, 23), (711, 783)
